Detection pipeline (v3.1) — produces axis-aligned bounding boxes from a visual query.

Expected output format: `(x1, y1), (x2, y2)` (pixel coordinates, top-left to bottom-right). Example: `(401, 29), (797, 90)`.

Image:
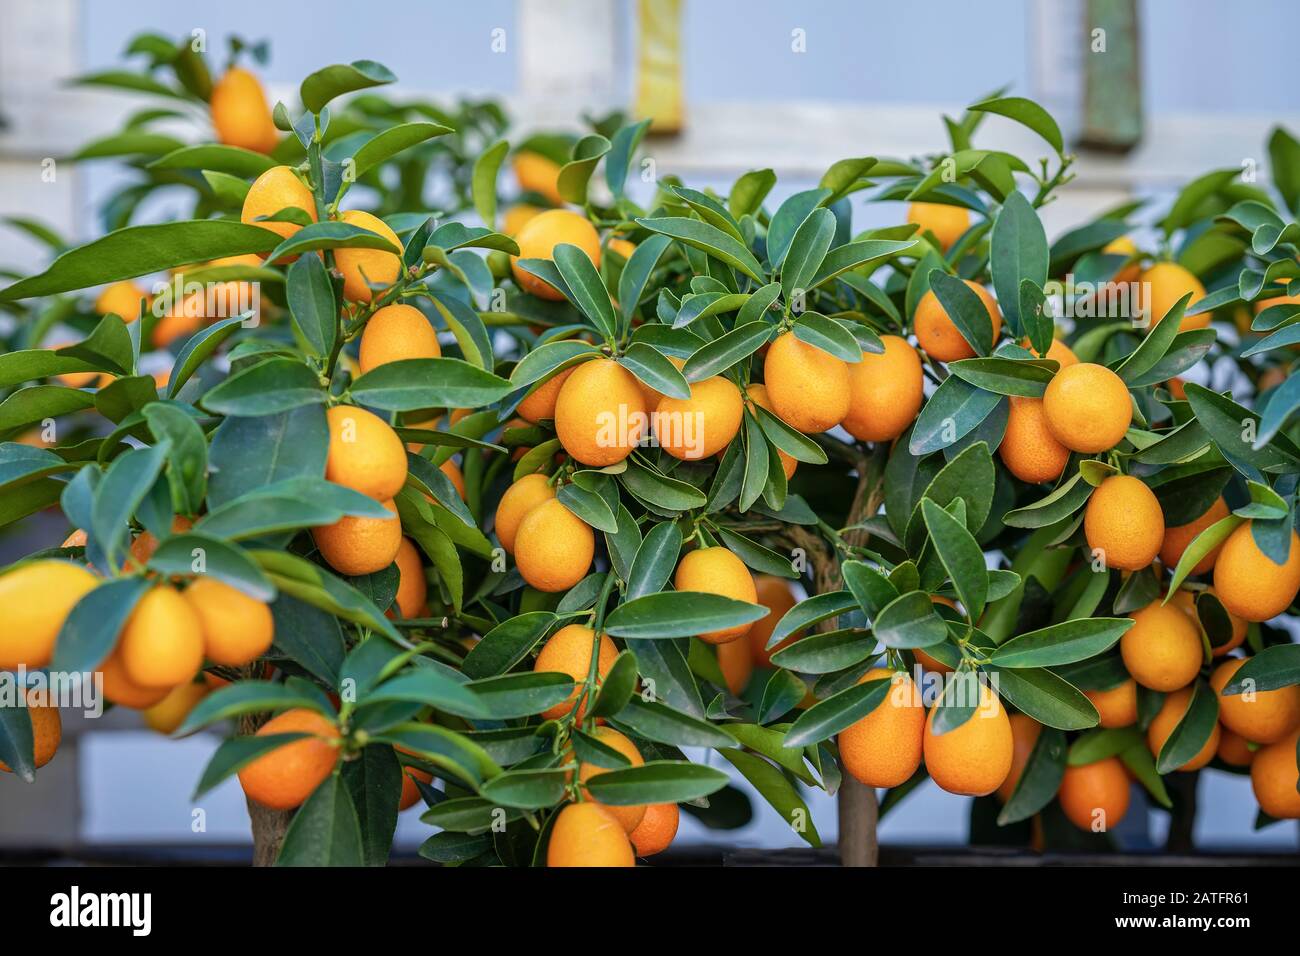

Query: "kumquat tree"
(3, 35), (1300, 870)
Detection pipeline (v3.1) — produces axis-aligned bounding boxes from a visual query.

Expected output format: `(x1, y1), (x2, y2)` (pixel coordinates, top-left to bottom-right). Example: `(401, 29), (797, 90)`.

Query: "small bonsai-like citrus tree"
(2, 38), (1300, 866)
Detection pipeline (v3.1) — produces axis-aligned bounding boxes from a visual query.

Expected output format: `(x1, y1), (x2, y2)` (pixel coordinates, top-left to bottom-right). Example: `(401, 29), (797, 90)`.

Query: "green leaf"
(509, 340), (597, 388)
(1156, 681), (1219, 774)
(0, 350), (99, 390)
(147, 533), (275, 601)
(1069, 726), (1144, 766)
(729, 168), (777, 218)
(769, 628), (877, 675)
(873, 591), (947, 648)
(557, 482), (617, 534)
(620, 343), (691, 399)
(810, 239), (918, 289)
(768, 591), (857, 648)
(479, 769), (568, 810)
(276, 774), (365, 866)
(341, 746), (402, 867)
(589, 650), (639, 719)
(364, 667), (488, 719)
(1119, 741), (1172, 809)
(1268, 126), (1300, 216)
(286, 250), (338, 358)
(557, 134), (612, 205)
(989, 190), (1048, 335)
(465, 672), (574, 719)
(991, 618), (1132, 668)
(553, 242), (617, 339)
(635, 216), (765, 283)
(141, 404), (207, 511)
(206, 405), (328, 510)
(0, 221), (279, 301)
(969, 96), (1064, 154)
(618, 234), (674, 326)
(782, 677), (891, 748)
(149, 143), (276, 178)
(167, 316), (245, 398)
(461, 612), (556, 679)
(201, 358), (325, 416)
(909, 375), (1001, 455)
(682, 321), (773, 382)
(716, 749), (821, 847)
(1003, 472), (1093, 529)
(349, 358), (513, 411)
(585, 760), (729, 805)
(605, 119), (651, 199)
(263, 220), (400, 265)
(781, 207), (836, 299)
(626, 521), (683, 601)
(928, 270), (997, 356)
(1185, 383), (1300, 471)
(947, 356), (1053, 397)
(611, 698), (734, 748)
(921, 499), (988, 619)
(768, 189), (831, 268)
(1117, 293), (1189, 385)
(252, 549), (402, 643)
(819, 156), (877, 204)
(472, 140), (510, 229)
(51, 577), (150, 674)
(997, 727), (1067, 825)
(192, 733), (310, 800)
(604, 591), (766, 639)
(986, 666), (1099, 731)
(751, 403), (828, 465)
(0, 702), (36, 782)
(670, 186), (746, 243)
(792, 312), (861, 363)
(300, 60), (396, 113)
(351, 121), (450, 179)
(621, 459), (707, 512)
(91, 443), (168, 567)
(176, 680), (330, 735)
(1219, 643), (1300, 694)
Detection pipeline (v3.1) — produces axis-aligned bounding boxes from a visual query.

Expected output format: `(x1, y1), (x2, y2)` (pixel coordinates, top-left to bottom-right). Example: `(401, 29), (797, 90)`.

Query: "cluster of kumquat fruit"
(2, 38), (1300, 868)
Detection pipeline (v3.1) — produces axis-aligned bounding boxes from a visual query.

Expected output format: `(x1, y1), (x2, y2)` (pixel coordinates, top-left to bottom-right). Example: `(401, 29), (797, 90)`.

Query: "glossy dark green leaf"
(986, 666), (1099, 731)
(627, 521), (683, 601)
(610, 697), (734, 748)
(909, 375), (1002, 455)
(997, 726), (1067, 825)
(286, 253), (337, 358)
(782, 676), (890, 748)
(201, 358), (325, 416)
(276, 774), (365, 866)
(585, 760), (729, 805)
(50, 576), (150, 674)
(349, 358), (512, 411)
(0, 221), (279, 301)
(1156, 680), (1220, 774)
(928, 270), (997, 356)
(604, 591), (766, 639)
(921, 498), (988, 619)
(991, 618), (1132, 668)
(300, 59), (396, 113)
(873, 590), (947, 649)
(989, 190), (1048, 334)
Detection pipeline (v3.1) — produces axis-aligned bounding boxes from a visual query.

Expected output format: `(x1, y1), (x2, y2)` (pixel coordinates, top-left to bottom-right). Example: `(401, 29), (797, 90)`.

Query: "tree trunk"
(786, 446), (888, 867)
(837, 775), (879, 866)
(1164, 770), (1198, 854)
(239, 711), (293, 865)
